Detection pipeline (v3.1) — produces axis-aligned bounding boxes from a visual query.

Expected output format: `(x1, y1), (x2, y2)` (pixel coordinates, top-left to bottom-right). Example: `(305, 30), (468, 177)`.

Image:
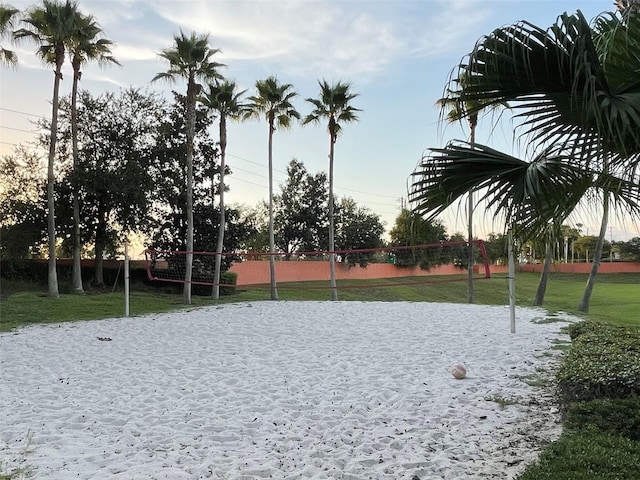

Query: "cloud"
(111, 43), (157, 62)
(147, 0), (405, 79)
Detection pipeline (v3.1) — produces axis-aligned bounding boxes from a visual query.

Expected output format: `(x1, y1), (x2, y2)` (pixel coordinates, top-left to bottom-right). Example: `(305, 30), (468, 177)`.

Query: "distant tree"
(573, 236), (608, 263)
(47, 89), (165, 285)
(148, 92), (218, 254)
(0, 3), (19, 66)
(245, 76), (300, 300)
(619, 237), (640, 261)
(303, 80), (360, 300)
(0, 147), (47, 258)
(152, 30), (225, 305)
(240, 202), (270, 253)
(273, 159), (328, 257)
(334, 197), (384, 267)
(14, 0), (83, 297)
(389, 208), (449, 269)
(483, 232), (508, 265)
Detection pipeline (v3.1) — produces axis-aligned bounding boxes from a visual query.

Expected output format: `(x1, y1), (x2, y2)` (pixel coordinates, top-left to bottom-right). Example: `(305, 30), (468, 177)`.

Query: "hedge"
(556, 322), (640, 404)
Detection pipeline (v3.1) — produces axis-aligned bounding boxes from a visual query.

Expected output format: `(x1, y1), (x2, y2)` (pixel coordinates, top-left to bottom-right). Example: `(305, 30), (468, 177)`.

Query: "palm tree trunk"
(267, 120), (278, 300)
(213, 115), (227, 300)
(578, 193), (609, 312)
(183, 82), (196, 305)
(328, 134), (338, 301)
(46, 60), (63, 298)
(467, 116), (477, 304)
(534, 235), (552, 306)
(70, 63), (84, 294)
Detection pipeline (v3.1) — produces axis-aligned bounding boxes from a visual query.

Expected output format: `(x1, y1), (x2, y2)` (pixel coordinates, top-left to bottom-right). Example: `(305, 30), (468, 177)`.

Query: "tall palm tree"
(303, 80), (360, 301)
(199, 79), (247, 299)
(152, 30), (225, 305)
(14, 0), (83, 298)
(0, 4), (19, 66)
(414, 10), (640, 312)
(245, 76), (300, 301)
(437, 73), (507, 304)
(68, 12), (119, 294)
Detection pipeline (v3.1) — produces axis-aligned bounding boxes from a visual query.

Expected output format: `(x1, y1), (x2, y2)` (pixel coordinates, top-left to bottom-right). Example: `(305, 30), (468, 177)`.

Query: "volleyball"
(451, 364), (467, 379)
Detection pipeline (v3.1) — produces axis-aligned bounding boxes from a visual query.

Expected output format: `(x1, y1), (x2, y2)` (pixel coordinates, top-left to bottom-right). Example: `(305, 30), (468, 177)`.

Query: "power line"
(227, 151), (400, 200)
(0, 107), (47, 119)
(1, 125), (36, 134)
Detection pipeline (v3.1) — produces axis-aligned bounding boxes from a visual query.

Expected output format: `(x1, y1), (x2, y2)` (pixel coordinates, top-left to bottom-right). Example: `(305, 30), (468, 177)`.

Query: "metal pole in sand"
(508, 229), (516, 333)
(125, 241), (130, 317)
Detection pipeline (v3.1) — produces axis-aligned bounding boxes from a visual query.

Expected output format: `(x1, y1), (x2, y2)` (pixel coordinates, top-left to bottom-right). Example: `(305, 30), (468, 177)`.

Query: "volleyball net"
(144, 240), (491, 289)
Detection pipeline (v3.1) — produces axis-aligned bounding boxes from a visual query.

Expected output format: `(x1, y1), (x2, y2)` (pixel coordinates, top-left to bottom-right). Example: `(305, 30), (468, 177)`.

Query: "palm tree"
(152, 30), (224, 305)
(414, 10), (640, 312)
(14, 0), (83, 298)
(0, 4), (19, 66)
(199, 80), (247, 299)
(437, 73), (507, 304)
(245, 76), (300, 301)
(68, 12), (119, 294)
(303, 80), (360, 301)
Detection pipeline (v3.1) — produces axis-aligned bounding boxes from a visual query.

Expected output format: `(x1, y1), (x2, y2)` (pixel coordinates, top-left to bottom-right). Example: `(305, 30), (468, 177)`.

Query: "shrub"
(565, 396), (640, 441)
(557, 322), (640, 404)
(188, 271), (237, 297)
(516, 427), (640, 480)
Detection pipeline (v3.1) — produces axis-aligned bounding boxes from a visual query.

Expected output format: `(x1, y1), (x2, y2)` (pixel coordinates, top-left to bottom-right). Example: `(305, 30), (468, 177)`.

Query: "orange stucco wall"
(519, 262), (640, 274)
(229, 261), (509, 286)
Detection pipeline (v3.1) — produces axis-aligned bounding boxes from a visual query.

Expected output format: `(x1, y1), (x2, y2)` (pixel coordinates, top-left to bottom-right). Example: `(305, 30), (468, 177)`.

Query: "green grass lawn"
(1, 272), (638, 332)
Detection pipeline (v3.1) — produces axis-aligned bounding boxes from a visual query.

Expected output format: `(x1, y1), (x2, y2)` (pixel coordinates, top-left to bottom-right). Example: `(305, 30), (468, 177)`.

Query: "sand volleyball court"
(0, 301), (572, 479)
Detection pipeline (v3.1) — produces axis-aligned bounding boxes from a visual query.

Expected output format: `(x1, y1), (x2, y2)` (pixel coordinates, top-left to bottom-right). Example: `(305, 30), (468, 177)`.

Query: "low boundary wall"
(229, 261), (509, 286)
(519, 262), (640, 274)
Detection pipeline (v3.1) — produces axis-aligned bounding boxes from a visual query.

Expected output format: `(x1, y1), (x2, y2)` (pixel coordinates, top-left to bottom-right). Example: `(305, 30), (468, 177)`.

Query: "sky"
(1, 0), (637, 241)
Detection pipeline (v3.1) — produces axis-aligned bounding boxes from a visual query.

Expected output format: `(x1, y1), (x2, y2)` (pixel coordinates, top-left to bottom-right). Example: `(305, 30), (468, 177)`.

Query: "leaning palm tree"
(0, 3), (19, 66)
(303, 80), (360, 301)
(152, 30), (225, 305)
(418, 10), (640, 312)
(14, 0), (82, 298)
(199, 79), (247, 299)
(245, 76), (300, 301)
(67, 12), (119, 294)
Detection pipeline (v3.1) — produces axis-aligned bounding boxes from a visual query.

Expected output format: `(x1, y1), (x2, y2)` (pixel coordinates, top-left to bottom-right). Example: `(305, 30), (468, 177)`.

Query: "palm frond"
(447, 10), (640, 163)
(245, 75), (300, 130)
(410, 141), (593, 238)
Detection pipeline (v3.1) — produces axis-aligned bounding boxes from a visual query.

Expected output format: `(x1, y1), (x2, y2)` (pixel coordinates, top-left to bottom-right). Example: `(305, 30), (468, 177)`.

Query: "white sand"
(0, 301), (573, 479)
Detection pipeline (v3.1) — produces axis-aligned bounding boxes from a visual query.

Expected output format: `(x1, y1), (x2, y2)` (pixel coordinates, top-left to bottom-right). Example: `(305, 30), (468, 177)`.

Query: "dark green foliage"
(516, 427), (640, 480)
(389, 208), (448, 269)
(191, 271), (237, 296)
(557, 322), (640, 404)
(334, 197), (384, 267)
(619, 237), (640, 262)
(274, 159), (329, 256)
(566, 397), (640, 441)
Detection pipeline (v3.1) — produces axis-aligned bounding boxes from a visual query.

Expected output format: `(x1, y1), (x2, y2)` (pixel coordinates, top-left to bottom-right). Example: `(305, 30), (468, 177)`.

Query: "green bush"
(565, 396), (640, 441)
(516, 427), (640, 480)
(557, 322), (640, 403)
(186, 270), (237, 297)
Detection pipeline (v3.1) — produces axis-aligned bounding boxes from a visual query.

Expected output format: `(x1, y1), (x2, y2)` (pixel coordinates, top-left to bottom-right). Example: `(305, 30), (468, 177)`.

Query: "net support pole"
(125, 241), (130, 318)
(508, 229), (516, 333)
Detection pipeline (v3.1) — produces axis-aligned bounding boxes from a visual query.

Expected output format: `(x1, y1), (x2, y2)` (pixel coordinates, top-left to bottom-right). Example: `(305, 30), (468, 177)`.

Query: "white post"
(508, 229), (516, 334)
(124, 241), (130, 317)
